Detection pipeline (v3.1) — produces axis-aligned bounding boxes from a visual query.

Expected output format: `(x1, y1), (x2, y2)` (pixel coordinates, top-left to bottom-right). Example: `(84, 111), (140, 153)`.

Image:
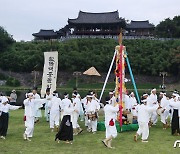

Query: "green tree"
(156, 16), (180, 38)
(0, 26), (14, 53)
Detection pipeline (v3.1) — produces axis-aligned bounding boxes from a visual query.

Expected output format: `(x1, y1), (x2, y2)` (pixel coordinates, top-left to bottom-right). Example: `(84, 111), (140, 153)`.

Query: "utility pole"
(73, 71), (82, 88)
(159, 72), (167, 89)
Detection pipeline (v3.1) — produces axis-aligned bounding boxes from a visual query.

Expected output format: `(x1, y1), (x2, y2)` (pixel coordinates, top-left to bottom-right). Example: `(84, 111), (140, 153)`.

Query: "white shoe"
(27, 137), (31, 141)
(142, 140), (148, 143)
(0, 136), (6, 139)
(23, 133), (27, 140)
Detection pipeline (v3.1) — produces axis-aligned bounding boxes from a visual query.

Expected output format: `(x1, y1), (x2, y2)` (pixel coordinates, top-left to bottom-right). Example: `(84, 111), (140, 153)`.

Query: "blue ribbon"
(125, 51), (140, 104)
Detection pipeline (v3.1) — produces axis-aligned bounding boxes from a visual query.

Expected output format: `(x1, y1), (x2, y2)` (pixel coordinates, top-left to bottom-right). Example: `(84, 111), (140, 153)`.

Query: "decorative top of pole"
(118, 28), (123, 45)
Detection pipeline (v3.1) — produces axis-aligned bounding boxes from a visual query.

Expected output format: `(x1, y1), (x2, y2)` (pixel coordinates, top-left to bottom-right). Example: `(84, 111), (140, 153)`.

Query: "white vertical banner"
(41, 51), (58, 97)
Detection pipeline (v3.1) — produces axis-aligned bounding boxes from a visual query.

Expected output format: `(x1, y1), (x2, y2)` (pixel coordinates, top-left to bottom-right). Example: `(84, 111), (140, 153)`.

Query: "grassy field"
(0, 110), (179, 154)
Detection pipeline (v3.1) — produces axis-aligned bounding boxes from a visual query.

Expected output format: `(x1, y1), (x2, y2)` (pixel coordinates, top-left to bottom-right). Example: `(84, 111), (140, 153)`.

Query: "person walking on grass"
(0, 96), (21, 140)
(23, 93), (45, 141)
(55, 101), (74, 144)
(48, 91), (62, 132)
(169, 93), (180, 136)
(134, 97), (159, 143)
(9, 89), (17, 106)
(102, 97), (119, 149)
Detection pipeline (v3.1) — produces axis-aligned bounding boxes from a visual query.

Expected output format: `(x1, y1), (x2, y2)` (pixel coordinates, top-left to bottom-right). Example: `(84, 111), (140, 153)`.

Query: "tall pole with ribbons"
(115, 31), (126, 127)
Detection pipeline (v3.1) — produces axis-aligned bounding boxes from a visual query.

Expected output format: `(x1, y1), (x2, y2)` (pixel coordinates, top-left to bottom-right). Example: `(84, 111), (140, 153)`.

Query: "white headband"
(143, 93), (148, 97)
(87, 95), (93, 98)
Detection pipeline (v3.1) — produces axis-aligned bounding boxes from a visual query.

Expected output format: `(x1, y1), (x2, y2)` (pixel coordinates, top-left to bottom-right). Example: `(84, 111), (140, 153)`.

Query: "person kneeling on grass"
(102, 97), (119, 149)
(0, 96), (21, 140)
(134, 97), (159, 143)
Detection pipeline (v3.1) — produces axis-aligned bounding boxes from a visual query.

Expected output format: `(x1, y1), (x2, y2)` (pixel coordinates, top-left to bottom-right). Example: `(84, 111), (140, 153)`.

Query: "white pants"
(72, 112), (79, 129)
(44, 103), (50, 121)
(105, 125), (117, 138)
(50, 111), (60, 128)
(161, 110), (169, 124)
(151, 111), (158, 124)
(85, 115), (88, 127)
(25, 116), (35, 138)
(137, 122), (149, 140)
(60, 111), (64, 121)
(87, 119), (97, 132)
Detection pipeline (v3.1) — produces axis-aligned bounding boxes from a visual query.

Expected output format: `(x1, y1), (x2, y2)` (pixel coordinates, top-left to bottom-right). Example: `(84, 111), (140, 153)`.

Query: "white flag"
(41, 51), (58, 97)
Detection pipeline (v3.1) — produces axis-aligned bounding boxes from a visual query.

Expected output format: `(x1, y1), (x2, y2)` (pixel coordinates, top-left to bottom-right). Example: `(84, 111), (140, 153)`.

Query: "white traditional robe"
(61, 98), (72, 120)
(160, 96), (170, 124)
(81, 97), (89, 126)
(44, 94), (53, 121)
(147, 94), (158, 124)
(129, 96), (138, 116)
(33, 93), (42, 118)
(72, 97), (81, 129)
(104, 104), (119, 138)
(0, 103), (20, 113)
(124, 94), (131, 110)
(136, 104), (158, 140)
(85, 99), (100, 132)
(24, 98), (45, 137)
(48, 96), (62, 128)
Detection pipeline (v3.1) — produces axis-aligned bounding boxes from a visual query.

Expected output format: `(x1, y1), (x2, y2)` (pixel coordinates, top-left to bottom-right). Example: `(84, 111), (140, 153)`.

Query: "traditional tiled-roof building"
(68, 10), (126, 36)
(126, 20), (154, 36)
(32, 11), (156, 40)
(32, 29), (58, 40)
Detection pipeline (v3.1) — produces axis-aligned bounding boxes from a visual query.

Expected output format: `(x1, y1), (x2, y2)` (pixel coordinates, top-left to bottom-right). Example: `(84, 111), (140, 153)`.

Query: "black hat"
(33, 87), (37, 91)
(46, 88), (50, 92)
(105, 96), (110, 104)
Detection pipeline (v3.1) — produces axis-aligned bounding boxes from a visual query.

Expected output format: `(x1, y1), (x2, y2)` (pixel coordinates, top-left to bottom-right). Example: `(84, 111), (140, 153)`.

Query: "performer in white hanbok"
(169, 93), (180, 135)
(124, 91), (131, 111)
(81, 96), (89, 127)
(23, 93), (45, 141)
(85, 94), (100, 134)
(159, 92), (170, 129)
(44, 88), (53, 122)
(109, 91), (116, 107)
(71, 92), (83, 135)
(32, 88), (42, 123)
(129, 92), (138, 115)
(61, 93), (72, 120)
(0, 96), (21, 139)
(129, 92), (138, 123)
(147, 88), (158, 125)
(102, 97), (119, 148)
(134, 98), (159, 142)
(48, 91), (62, 132)
(55, 102), (74, 144)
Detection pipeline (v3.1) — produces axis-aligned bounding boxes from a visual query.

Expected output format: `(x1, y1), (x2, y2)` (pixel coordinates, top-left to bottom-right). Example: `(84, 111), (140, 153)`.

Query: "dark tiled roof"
(68, 10), (123, 24)
(126, 20), (154, 29)
(32, 29), (57, 37)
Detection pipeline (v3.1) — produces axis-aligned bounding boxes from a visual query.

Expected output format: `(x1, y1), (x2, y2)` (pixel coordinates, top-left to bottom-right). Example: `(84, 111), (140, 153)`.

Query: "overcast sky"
(0, 0), (179, 41)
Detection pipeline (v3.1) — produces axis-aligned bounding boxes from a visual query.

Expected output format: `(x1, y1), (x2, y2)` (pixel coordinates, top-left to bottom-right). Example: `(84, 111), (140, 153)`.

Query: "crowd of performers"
(0, 87), (179, 149)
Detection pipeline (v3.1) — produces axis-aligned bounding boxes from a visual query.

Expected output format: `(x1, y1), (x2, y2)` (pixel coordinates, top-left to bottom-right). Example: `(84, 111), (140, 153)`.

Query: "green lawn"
(0, 110), (179, 154)
(61, 79), (159, 90)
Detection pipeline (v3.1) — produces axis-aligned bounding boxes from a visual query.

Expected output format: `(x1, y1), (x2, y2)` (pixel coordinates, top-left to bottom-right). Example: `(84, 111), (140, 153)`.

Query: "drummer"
(85, 93), (100, 134)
